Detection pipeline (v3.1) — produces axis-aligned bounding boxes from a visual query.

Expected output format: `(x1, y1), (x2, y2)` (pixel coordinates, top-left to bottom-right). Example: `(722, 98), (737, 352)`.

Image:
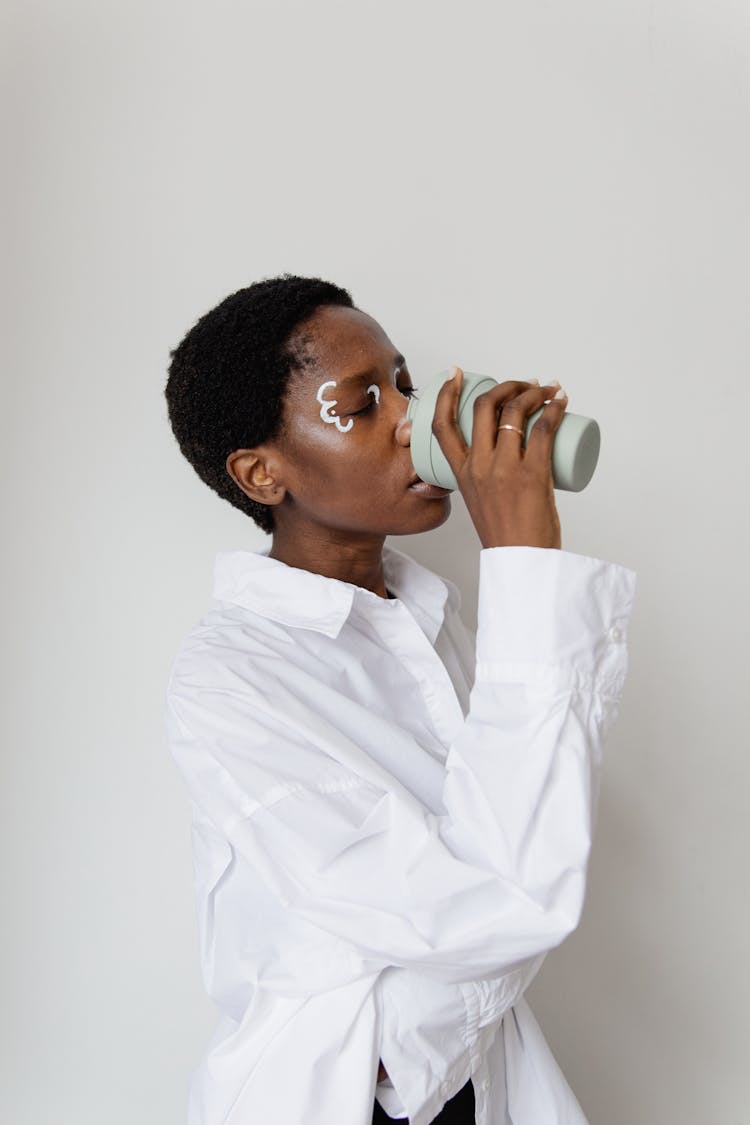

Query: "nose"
(395, 412), (412, 447)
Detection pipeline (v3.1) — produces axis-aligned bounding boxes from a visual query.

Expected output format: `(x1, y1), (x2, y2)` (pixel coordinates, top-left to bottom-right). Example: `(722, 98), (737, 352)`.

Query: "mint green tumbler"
(406, 370), (601, 493)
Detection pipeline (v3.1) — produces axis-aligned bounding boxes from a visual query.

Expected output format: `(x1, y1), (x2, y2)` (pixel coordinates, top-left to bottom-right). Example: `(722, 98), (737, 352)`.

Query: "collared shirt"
(164, 543), (636, 1125)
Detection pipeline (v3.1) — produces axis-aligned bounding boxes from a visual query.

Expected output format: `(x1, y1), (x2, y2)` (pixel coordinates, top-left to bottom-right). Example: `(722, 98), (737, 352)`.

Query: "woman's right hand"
(431, 367), (567, 549)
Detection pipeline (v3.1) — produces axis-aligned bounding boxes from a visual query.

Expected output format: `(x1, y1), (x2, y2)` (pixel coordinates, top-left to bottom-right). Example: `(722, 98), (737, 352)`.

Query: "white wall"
(3, 2), (748, 1122)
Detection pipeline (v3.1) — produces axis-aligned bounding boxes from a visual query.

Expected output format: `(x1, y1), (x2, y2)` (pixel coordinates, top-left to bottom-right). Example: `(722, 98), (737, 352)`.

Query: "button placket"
(377, 602), (466, 744)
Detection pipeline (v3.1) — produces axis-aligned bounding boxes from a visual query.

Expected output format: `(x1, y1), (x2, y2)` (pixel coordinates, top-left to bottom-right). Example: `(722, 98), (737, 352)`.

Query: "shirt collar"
(212, 543), (461, 643)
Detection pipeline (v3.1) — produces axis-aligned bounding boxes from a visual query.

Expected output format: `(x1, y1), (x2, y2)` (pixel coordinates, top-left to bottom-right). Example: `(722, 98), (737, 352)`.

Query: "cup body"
(407, 371), (601, 492)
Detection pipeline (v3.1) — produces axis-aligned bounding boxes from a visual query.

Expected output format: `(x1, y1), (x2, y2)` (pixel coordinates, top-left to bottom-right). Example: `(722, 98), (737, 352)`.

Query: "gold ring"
(497, 424), (524, 437)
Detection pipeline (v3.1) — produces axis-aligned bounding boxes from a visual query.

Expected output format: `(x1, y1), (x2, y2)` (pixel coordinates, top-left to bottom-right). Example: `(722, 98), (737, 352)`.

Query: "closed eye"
(348, 400), (377, 417)
(348, 385), (419, 417)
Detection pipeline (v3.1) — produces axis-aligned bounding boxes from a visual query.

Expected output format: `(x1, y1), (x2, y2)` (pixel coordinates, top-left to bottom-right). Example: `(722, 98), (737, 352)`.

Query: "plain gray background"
(2, 1), (748, 1122)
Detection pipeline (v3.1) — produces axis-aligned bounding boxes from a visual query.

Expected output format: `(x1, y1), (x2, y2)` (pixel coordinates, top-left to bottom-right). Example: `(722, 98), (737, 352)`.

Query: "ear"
(225, 447), (287, 507)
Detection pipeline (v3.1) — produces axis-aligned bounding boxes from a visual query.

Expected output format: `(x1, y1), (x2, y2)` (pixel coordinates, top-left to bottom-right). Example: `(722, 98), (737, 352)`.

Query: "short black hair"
(165, 274), (355, 534)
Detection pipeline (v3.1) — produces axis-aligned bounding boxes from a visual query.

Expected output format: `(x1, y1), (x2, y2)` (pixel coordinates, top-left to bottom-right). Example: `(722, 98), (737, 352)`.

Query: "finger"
(524, 386), (569, 470)
(493, 385), (556, 468)
(470, 380), (536, 454)
(431, 366), (470, 473)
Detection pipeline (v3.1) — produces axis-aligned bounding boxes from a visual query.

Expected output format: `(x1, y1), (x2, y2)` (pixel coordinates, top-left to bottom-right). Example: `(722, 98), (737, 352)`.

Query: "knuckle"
(472, 391), (493, 413)
(516, 463), (539, 483)
(530, 415), (554, 435)
(501, 397), (525, 414)
(527, 465), (550, 486)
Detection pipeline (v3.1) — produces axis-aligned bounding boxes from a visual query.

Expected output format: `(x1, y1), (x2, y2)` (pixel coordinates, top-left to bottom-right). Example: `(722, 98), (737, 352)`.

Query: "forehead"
(288, 305), (394, 376)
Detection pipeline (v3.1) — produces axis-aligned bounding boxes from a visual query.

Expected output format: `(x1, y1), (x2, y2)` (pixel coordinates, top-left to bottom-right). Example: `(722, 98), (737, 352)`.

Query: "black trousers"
(372, 1077), (475, 1124)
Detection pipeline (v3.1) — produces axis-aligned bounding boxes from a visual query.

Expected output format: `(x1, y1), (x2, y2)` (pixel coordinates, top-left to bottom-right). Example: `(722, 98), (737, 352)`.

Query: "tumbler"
(407, 370), (601, 492)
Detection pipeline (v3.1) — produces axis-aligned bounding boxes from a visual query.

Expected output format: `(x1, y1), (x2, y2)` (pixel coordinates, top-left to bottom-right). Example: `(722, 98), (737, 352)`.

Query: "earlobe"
(225, 449), (286, 507)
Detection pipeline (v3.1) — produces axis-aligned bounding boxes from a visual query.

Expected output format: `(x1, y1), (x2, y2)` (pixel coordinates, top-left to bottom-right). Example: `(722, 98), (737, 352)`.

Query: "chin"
(392, 495), (452, 536)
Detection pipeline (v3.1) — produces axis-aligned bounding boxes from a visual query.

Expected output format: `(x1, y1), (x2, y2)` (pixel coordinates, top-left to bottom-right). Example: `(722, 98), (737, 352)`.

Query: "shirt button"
(609, 625), (624, 643)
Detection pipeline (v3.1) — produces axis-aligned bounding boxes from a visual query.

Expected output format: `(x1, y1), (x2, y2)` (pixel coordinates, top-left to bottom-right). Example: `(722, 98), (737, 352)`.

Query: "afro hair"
(164, 273), (355, 533)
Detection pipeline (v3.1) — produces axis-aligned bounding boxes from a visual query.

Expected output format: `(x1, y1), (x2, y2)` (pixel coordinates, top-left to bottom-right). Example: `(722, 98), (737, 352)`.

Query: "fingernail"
(554, 386), (567, 400)
(529, 378), (540, 386)
(447, 366), (459, 379)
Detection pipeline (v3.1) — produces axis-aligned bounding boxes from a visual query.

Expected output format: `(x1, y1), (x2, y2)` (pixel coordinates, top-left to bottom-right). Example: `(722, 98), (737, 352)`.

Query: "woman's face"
(268, 304), (452, 538)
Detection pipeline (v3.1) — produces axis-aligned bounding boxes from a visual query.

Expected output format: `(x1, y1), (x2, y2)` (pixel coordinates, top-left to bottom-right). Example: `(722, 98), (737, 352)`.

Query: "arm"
(371, 369), (631, 1107)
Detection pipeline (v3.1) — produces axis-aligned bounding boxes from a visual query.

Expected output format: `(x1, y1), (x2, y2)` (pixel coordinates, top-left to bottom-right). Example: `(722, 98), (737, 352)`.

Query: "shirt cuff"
(374, 1076), (408, 1119)
(475, 547), (637, 694)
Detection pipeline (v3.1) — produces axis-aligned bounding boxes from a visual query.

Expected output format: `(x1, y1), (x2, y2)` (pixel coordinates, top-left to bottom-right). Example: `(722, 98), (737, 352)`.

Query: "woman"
(164, 275), (636, 1124)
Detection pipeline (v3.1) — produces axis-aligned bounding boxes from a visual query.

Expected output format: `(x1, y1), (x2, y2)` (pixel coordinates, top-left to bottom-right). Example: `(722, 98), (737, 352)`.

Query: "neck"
(268, 521), (390, 598)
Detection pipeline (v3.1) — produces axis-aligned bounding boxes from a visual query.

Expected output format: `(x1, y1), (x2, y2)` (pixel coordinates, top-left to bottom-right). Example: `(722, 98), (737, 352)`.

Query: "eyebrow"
(337, 353), (406, 387)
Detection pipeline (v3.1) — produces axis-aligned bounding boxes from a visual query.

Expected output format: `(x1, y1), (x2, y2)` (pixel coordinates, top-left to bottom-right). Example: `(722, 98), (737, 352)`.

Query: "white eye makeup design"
(316, 380), (382, 432)
(316, 380), (353, 433)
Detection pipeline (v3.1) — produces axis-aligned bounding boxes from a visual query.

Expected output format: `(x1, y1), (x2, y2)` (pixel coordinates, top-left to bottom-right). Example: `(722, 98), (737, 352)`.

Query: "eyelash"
(349, 385), (420, 417)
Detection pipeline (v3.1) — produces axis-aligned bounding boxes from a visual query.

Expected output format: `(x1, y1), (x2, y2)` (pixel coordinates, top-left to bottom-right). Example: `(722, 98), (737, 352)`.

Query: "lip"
(407, 475), (453, 498)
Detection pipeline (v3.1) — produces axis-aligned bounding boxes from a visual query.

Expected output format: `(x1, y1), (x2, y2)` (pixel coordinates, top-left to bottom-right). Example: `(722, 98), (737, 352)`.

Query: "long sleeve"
(371, 548), (632, 1122)
(166, 547), (635, 987)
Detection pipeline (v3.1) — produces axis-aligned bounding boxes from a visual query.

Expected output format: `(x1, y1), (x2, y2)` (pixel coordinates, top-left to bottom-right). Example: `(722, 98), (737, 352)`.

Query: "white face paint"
(316, 380), (383, 434)
(316, 380), (353, 433)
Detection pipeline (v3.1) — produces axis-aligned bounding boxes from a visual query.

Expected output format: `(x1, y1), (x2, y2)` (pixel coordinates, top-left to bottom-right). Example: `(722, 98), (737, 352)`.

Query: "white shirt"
(164, 543), (636, 1125)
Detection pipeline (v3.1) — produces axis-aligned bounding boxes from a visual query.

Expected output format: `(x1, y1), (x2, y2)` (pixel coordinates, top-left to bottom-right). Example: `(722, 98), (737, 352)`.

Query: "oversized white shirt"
(164, 543), (636, 1125)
